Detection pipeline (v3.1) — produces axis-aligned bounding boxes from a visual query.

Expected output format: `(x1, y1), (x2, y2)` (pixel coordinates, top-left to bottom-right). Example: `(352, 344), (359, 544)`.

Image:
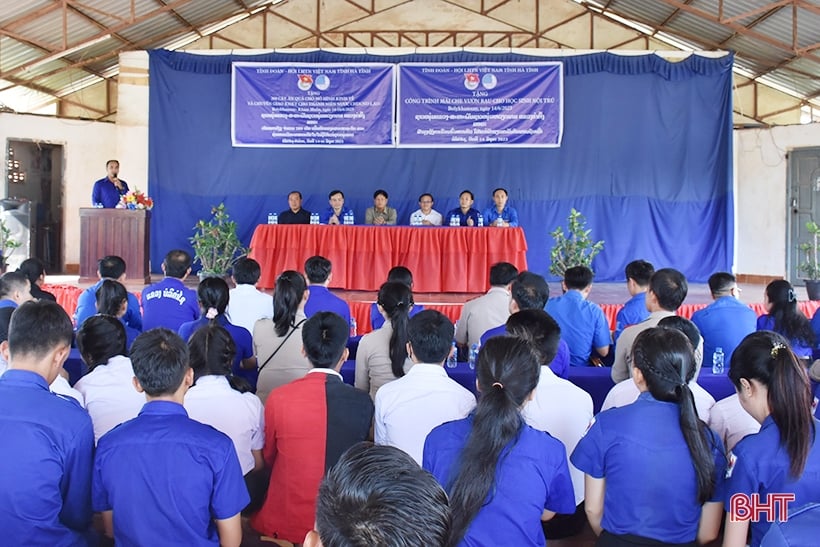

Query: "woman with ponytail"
(184, 324), (267, 513)
(723, 331), (820, 546)
(355, 281), (414, 399)
(254, 270), (311, 402)
(94, 278), (140, 349)
(178, 276), (256, 388)
(756, 280), (815, 359)
(423, 336), (575, 546)
(571, 327), (726, 546)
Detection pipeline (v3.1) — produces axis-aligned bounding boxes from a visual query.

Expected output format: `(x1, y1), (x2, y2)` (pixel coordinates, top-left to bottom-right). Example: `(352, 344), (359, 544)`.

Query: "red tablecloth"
(250, 224), (529, 293)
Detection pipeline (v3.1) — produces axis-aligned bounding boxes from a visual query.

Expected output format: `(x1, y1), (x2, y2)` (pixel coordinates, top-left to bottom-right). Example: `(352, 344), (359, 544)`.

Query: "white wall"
(735, 123), (820, 277)
(0, 113), (116, 268)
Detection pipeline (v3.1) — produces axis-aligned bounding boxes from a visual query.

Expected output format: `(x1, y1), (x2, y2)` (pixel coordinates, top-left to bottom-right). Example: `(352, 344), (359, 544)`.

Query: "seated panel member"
(365, 189), (397, 225)
(444, 190), (481, 227)
(93, 328), (249, 546)
(483, 187), (519, 227)
(278, 190), (311, 224)
(409, 193), (443, 226)
(613, 259), (653, 343)
(319, 189), (354, 225)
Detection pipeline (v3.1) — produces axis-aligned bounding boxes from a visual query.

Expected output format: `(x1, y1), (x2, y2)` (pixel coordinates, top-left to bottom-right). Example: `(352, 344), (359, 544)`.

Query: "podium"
(79, 208), (151, 283)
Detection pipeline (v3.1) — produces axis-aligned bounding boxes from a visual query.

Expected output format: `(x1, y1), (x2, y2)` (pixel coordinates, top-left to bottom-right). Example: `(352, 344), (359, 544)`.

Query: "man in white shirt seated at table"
(602, 316), (715, 422)
(409, 193), (443, 226)
(374, 310), (476, 465)
(227, 257), (273, 334)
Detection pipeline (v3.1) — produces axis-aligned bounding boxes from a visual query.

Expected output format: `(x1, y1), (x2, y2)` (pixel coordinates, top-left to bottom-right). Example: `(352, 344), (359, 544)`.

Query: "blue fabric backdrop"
(148, 49), (733, 282)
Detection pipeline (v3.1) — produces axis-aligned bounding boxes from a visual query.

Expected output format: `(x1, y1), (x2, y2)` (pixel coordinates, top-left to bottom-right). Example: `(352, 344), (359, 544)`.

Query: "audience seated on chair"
(141, 249), (198, 332)
(756, 280), (815, 360)
(374, 310), (475, 464)
(370, 266), (424, 330)
(93, 279), (140, 349)
(74, 255), (142, 331)
(17, 257), (56, 302)
(251, 312), (373, 544)
(454, 261), (518, 350)
(708, 393), (761, 452)
(303, 255), (351, 326)
(226, 257), (272, 335)
(691, 272), (756, 365)
(613, 260), (653, 343)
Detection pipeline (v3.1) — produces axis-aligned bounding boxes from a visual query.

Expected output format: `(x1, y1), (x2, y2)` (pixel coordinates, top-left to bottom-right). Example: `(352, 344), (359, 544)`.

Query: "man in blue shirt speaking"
(91, 159), (129, 208)
(0, 300), (94, 544)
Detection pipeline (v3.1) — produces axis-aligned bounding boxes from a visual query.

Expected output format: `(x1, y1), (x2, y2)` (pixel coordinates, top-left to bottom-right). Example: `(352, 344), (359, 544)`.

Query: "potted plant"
(190, 203), (249, 278)
(549, 208), (604, 278)
(798, 220), (820, 300)
(0, 218), (22, 273)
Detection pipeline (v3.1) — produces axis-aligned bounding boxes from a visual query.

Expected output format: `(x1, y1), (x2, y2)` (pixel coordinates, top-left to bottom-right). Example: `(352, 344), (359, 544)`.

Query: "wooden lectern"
(79, 208), (151, 284)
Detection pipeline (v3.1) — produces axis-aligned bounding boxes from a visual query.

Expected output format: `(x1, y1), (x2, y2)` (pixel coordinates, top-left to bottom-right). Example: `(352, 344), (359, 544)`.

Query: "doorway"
(787, 147), (820, 285)
(4, 139), (63, 273)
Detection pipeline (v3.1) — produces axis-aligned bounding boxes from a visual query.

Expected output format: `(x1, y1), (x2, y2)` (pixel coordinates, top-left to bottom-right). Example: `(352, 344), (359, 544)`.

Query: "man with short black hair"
(546, 266), (610, 367)
(304, 442), (451, 547)
(279, 191), (311, 224)
(611, 267), (694, 382)
(0, 301), (94, 543)
(455, 262), (518, 349)
(691, 272), (756, 365)
(93, 328), (248, 546)
(444, 189), (481, 226)
(303, 255), (351, 326)
(614, 260), (654, 342)
(409, 193), (442, 226)
(92, 159), (128, 208)
(142, 250), (199, 331)
(365, 189), (397, 225)
(74, 255), (142, 330)
(252, 312), (373, 544)
(320, 190), (354, 225)
(227, 257), (273, 334)
(375, 310), (475, 464)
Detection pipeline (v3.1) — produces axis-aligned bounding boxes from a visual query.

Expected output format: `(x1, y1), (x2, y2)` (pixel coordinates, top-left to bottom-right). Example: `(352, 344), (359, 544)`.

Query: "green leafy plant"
(0, 218), (22, 271)
(190, 203), (249, 276)
(549, 208), (604, 278)
(798, 221), (820, 280)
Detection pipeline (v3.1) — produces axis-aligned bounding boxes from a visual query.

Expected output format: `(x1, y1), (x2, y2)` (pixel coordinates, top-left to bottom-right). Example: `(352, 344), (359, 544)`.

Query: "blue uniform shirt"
(691, 296), (757, 365)
(756, 315), (814, 359)
(141, 277), (199, 332)
(0, 369), (94, 544)
(319, 206), (354, 224)
(571, 392), (727, 543)
(424, 416), (575, 546)
(546, 291), (611, 367)
(74, 279), (142, 331)
(444, 207), (481, 227)
(482, 205), (519, 227)
(304, 285), (351, 327)
(93, 401), (249, 546)
(179, 316), (256, 388)
(725, 415), (820, 547)
(91, 177), (129, 208)
(480, 324), (570, 379)
(369, 302), (424, 330)
(613, 292), (649, 343)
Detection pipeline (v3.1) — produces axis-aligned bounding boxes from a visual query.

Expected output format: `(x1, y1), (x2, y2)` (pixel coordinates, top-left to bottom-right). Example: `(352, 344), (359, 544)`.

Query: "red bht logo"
(729, 493), (796, 522)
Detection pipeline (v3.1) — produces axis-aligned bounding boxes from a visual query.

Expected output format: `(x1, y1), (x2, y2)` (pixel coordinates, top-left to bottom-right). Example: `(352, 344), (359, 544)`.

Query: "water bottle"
(344, 211), (354, 225)
(349, 317), (357, 338)
(450, 214), (459, 227)
(712, 347), (724, 375)
(412, 212), (422, 226)
(267, 212), (278, 224)
(477, 214), (483, 227)
(468, 343), (479, 370)
(310, 212), (319, 225)
(447, 340), (457, 368)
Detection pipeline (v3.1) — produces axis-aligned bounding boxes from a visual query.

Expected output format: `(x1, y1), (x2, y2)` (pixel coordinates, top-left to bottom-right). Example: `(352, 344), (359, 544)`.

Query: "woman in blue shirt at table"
(756, 279), (815, 360)
(423, 336), (575, 546)
(571, 327), (726, 546)
(178, 277), (257, 389)
(482, 187), (519, 227)
(723, 331), (820, 547)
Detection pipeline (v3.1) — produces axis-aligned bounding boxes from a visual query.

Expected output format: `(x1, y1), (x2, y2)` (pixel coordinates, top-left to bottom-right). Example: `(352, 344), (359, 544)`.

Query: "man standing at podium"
(92, 160), (129, 208)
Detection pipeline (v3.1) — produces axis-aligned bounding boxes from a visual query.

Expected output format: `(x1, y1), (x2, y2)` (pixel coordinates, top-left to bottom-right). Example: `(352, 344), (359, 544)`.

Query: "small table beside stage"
(249, 224), (528, 292)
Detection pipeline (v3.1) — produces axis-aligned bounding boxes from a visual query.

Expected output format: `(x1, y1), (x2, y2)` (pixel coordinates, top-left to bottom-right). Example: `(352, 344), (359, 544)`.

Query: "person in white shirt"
(454, 262), (519, 351)
(707, 394), (761, 452)
(184, 323), (266, 513)
(409, 193), (443, 226)
(227, 257), (273, 335)
(74, 315), (145, 443)
(507, 309), (593, 539)
(602, 316), (715, 423)
(375, 310), (476, 464)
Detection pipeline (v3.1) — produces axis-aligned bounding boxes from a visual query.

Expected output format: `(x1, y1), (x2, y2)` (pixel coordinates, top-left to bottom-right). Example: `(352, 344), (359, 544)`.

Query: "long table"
(249, 224), (528, 292)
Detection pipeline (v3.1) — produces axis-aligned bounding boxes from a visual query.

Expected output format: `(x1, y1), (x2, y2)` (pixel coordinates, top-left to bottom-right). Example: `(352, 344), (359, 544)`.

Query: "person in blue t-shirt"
(423, 336), (575, 546)
(178, 277), (258, 389)
(93, 328), (249, 545)
(691, 272), (757, 365)
(444, 190), (481, 227)
(723, 331), (820, 547)
(303, 255), (351, 327)
(142, 249), (199, 332)
(613, 259), (653, 343)
(571, 327), (726, 545)
(91, 159), (128, 208)
(370, 266), (424, 330)
(756, 280), (815, 359)
(73, 255), (142, 331)
(93, 279), (140, 349)
(319, 189), (354, 225)
(482, 187), (519, 227)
